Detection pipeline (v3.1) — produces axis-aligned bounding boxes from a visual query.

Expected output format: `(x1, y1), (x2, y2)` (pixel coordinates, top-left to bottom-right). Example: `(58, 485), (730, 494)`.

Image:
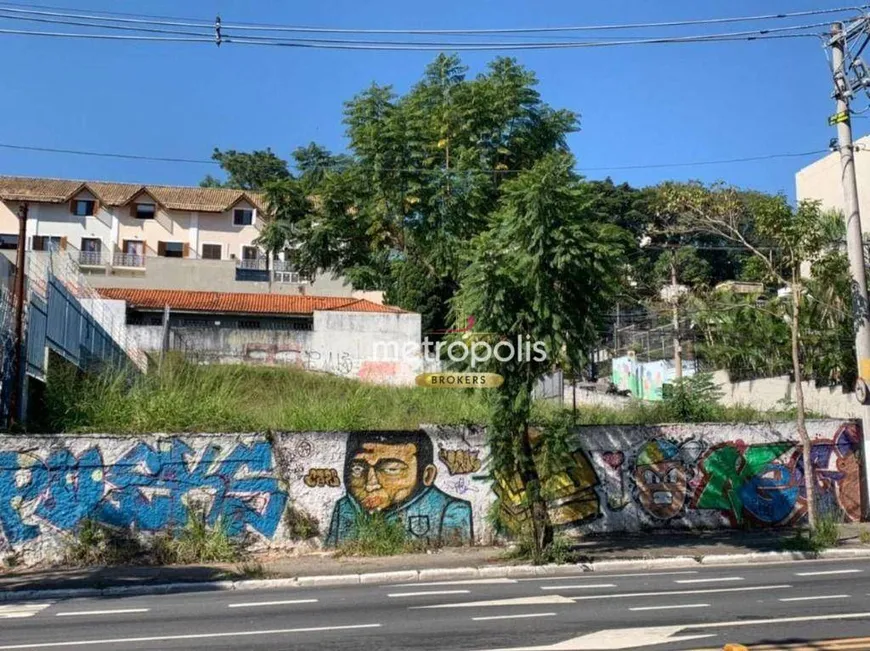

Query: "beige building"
(0, 176), (378, 299)
(795, 135), (870, 229)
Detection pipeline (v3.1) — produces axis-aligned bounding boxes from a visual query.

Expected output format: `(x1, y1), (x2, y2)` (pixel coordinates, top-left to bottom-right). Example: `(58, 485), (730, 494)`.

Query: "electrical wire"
(0, 2), (859, 35)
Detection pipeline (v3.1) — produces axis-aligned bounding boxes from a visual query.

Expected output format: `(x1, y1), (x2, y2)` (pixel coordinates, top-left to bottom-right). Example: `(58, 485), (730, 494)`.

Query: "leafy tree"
(453, 153), (626, 553)
(653, 247), (712, 289)
(268, 54), (582, 332)
(201, 148), (290, 190)
(655, 181), (841, 530)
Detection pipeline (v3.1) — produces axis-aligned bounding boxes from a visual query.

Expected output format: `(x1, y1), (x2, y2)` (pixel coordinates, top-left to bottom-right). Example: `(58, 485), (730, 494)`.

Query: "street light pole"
(9, 202), (27, 425)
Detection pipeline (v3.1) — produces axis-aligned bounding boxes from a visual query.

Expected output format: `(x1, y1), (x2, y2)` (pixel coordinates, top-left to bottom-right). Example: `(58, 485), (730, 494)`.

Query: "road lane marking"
(472, 612), (557, 621)
(0, 604), (52, 619)
(387, 590), (470, 598)
(412, 595), (574, 609)
(518, 570), (698, 582)
(629, 603), (710, 611)
(795, 569), (862, 577)
(395, 579), (517, 587)
(779, 594), (850, 602)
(540, 583), (615, 591)
(0, 623), (383, 650)
(228, 599), (318, 608)
(569, 584), (792, 601)
(55, 609), (149, 617)
(675, 577), (743, 584)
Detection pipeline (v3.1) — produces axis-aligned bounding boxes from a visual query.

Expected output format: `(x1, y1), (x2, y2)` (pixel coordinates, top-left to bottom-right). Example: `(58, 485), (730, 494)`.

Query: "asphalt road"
(2, 558), (870, 650)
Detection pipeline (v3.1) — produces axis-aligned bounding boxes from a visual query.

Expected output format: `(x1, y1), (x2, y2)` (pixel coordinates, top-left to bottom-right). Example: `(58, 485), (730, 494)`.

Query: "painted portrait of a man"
(325, 432), (473, 546)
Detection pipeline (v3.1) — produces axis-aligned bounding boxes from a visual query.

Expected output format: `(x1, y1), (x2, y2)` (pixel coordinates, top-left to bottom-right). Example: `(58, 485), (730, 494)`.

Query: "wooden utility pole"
(9, 202), (27, 425)
(670, 251), (682, 379)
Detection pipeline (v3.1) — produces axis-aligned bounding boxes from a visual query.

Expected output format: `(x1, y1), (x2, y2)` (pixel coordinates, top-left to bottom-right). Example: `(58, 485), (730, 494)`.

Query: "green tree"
(255, 178), (313, 269)
(653, 247), (712, 289)
(453, 153), (626, 553)
(201, 148), (290, 190)
(655, 181), (840, 530)
(269, 54), (581, 331)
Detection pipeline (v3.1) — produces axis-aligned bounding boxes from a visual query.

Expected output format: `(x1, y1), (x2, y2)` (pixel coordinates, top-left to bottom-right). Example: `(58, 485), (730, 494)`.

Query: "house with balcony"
(0, 176), (378, 300)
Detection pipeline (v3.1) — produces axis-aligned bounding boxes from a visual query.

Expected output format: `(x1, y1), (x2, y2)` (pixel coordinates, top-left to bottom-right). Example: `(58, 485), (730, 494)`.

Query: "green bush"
(336, 512), (425, 557)
(284, 504), (319, 541)
(63, 519), (148, 567)
(505, 528), (577, 565)
(661, 373), (724, 422)
(152, 506), (244, 565)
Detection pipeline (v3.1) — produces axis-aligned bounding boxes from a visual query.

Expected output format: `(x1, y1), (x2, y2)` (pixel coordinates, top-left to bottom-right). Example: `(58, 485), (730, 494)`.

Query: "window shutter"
(69, 200), (77, 214)
(92, 200), (100, 215)
(130, 203), (137, 217)
(32, 236), (44, 251)
(60, 237), (68, 250)
(183, 243), (190, 258)
(157, 241), (166, 257)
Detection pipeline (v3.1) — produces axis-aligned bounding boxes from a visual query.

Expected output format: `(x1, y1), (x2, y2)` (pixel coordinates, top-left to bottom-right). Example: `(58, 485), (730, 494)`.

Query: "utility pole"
(831, 21), (870, 516)
(670, 251), (682, 379)
(9, 202), (27, 426)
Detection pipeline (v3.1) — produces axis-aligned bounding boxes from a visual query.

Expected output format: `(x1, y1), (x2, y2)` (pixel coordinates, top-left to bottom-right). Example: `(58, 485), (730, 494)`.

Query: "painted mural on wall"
(323, 432), (474, 546)
(492, 420), (864, 535)
(611, 356), (697, 402)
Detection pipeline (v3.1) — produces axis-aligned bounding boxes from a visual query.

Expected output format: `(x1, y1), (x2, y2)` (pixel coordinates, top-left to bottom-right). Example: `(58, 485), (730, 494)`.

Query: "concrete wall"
(0, 428), (491, 565)
(713, 369), (862, 418)
(796, 135), (870, 231)
(127, 310), (422, 384)
(497, 419), (863, 536)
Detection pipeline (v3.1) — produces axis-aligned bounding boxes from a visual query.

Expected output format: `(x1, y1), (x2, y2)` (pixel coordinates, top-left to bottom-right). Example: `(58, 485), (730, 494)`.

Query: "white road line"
(413, 595), (574, 610)
(540, 583), (616, 591)
(55, 609), (150, 617)
(394, 579), (517, 587)
(387, 590), (471, 598)
(674, 577), (744, 584)
(570, 584), (791, 601)
(629, 603), (710, 612)
(0, 623), (383, 650)
(779, 594), (850, 602)
(228, 599), (318, 609)
(796, 569), (863, 577)
(517, 570), (698, 582)
(472, 612), (557, 622)
(0, 604), (52, 620)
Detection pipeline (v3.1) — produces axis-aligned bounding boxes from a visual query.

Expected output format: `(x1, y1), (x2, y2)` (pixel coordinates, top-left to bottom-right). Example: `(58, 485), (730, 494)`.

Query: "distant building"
(99, 288), (421, 385)
(0, 176), (378, 301)
(796, 136), (870, 231)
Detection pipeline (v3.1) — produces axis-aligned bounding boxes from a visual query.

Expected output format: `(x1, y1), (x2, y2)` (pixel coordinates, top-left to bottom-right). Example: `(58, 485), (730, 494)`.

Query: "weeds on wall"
(781, 504), (843, 553)
(64, 519), (149, 567)
(504, 528), (578, 565)
(335, 512), (427, 557)
(284, 504), (319, 541)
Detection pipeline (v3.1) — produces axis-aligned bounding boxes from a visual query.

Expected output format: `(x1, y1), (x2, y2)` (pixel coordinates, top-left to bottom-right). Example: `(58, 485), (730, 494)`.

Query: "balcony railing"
(78, 251), (106, 266)
(236, 258), (268, 271)
(113, 253), (146, 268)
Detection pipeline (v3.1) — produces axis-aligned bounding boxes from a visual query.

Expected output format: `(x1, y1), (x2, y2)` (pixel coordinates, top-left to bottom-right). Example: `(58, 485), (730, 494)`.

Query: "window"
(133, 203), (156, 219)
(201, 243), (222, 260)
(241, 245), (259, 260)
(233, 209), (254, 226)
(158, 242), (185, 258)
(73, 200), (96, 216)
(238, 319), (261, 330)
(0, 234), (17, 250)
(81, 238), (101, 253)
(32, 236), (64, 251)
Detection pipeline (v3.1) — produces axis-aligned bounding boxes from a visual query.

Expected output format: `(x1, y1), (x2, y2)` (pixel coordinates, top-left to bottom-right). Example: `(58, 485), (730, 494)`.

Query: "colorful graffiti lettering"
(325, 432), (473, 546)
(438, 447), (482, 475)
(303, 468), (341, 488)
(793, 423), (863, 522)
(0, 439), (287, 545)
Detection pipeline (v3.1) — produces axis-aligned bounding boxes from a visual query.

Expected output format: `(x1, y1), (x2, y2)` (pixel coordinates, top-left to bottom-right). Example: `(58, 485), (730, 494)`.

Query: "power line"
(0, 142), (831, 171)
(0, 2), (860, 35)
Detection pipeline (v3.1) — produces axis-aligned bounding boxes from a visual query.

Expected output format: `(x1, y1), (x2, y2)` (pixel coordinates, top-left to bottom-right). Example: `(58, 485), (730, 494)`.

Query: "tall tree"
(269, 54), (581, 332)
(655, 181), (840, 531)
(454, 153), (626, 554)
(201, 148), (291, 191)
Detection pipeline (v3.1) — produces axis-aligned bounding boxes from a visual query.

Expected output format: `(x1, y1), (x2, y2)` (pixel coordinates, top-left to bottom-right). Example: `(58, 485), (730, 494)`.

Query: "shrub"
(336, 512), (425, 557)
(152, 506), (244, 565)
(63, 519), (148, 567)
(661, 373), (724, 422)
(505, 527), (577, 565)
(284, 504), (319, 541)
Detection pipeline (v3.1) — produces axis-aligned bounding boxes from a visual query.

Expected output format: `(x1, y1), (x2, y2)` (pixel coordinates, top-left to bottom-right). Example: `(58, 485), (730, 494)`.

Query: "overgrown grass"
(504, 530), (578, 565)
(64, 519), (149, 567)
(152, 508), (243, 565)
(36, 358), (798, 434)
(335, 512), (426, 557)
(782, 511), (843, 553)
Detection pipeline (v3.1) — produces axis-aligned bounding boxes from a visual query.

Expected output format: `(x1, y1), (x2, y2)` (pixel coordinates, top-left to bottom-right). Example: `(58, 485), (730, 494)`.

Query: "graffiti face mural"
(325, 432), (473, 546)
(632, 439), (690, 520)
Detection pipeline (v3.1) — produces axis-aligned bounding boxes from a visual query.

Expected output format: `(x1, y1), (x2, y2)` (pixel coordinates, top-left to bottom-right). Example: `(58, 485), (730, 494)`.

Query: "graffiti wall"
(495, 420), (864, 534)
(0, 428), (491, 564)
(611, 356), (697, 401)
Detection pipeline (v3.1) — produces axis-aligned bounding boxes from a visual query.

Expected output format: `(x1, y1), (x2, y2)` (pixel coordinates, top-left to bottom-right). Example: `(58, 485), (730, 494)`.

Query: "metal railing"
(113, 253), (146, 268)
(78, 251), (106, 266)
(236, 258), (268, 271)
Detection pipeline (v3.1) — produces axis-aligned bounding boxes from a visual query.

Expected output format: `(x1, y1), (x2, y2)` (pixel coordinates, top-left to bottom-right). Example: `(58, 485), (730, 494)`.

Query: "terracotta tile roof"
(97, 288), (405, 316)
(0, 176), (266, 213)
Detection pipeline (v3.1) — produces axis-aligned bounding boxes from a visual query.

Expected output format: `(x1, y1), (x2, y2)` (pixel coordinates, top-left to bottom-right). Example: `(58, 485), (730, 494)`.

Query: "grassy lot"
(30, 356), (798, 434)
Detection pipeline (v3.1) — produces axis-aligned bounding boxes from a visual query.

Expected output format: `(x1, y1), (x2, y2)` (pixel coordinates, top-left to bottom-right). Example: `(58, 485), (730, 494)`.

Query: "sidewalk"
(1, 525), (868, 597)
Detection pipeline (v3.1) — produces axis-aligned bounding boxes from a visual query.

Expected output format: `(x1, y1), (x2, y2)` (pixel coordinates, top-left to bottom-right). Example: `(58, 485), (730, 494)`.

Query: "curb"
(4, 547), (870, 603)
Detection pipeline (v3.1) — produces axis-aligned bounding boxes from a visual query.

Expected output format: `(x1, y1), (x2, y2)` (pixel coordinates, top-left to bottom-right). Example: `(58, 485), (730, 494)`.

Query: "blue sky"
(0, 0), (862, 200)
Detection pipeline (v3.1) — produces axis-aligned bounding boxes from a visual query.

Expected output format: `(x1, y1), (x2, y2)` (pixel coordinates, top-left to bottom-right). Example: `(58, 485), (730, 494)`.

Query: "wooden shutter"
(69, 200), (77, 214)
(60, 237), (68, 251)
(183, 243), (190, 258)
(92, 200), (100, 215)
(32, 236), (44, 251)
(157, 241), (167, 257)
(130, 203), (137, 217)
